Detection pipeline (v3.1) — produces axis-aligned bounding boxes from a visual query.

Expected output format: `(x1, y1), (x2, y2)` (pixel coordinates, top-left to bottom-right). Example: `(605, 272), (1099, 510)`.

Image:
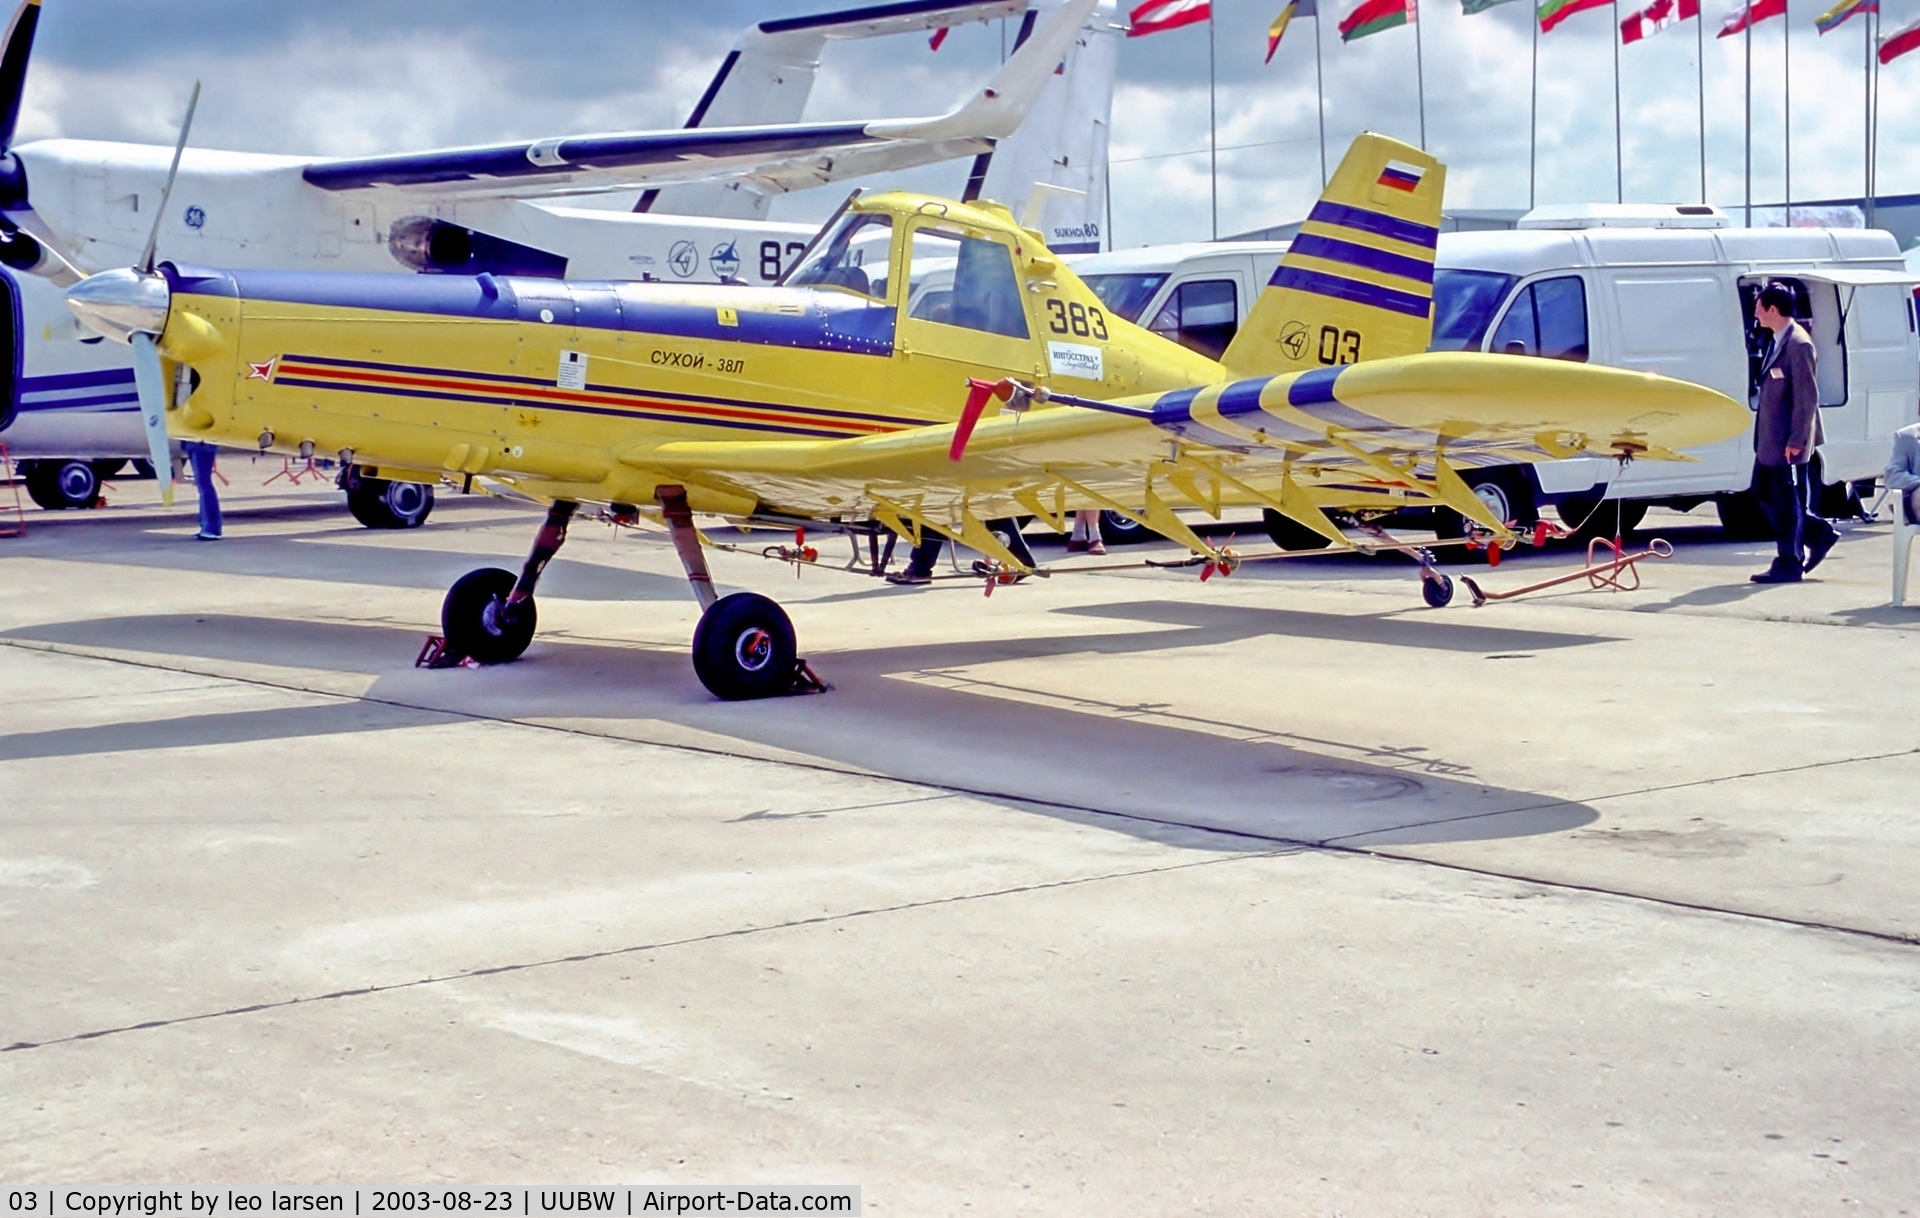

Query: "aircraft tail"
(977, 0), (1118, 254)
(1220, 133), (1443, 379)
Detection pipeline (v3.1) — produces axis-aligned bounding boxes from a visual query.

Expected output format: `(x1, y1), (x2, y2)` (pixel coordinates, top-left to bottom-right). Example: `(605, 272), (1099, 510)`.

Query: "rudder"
(1221, 133), (1443, 378)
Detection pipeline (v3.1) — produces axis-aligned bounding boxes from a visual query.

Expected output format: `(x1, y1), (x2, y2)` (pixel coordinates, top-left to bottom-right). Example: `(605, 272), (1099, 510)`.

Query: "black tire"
(1816, 476), (1864, 521)
(1714, 491), (1772, 540)
(692, 592), (797, 701)
(1098, 509), (1153, 546)
(88, 458), (128, 479)
(1263, 508), (1334, 551)
(1434, 470), (1536, 540)
(441, 567), (534, 665)
(1559, 495), (1648, 541)
(24, 459), (100, 510)
(1421, 572), (1455, 608)
(346, 477), (435, 529)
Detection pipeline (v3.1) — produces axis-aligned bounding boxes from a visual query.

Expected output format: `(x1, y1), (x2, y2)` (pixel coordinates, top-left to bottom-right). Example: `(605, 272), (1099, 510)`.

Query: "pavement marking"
(1, 850), (1283, 1055)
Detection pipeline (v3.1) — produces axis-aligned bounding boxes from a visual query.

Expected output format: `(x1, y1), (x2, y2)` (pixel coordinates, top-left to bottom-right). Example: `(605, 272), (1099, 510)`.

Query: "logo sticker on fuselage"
(557, 350), (588, 390)
(1047, 341), (1104, 381)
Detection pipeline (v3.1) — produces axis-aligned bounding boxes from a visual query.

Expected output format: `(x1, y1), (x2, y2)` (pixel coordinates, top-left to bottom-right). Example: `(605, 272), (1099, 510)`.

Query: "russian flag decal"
(1376, 160), (1425, 192)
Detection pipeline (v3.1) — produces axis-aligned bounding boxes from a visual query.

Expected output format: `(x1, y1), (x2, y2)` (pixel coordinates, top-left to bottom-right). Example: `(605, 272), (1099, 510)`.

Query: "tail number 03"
(1046, 299), (1108, 341)
(1318, 325), (1361, 365)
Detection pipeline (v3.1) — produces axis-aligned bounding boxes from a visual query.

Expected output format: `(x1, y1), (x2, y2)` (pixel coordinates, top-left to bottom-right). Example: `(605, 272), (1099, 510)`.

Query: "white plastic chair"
(1890, 487), (1920, 606)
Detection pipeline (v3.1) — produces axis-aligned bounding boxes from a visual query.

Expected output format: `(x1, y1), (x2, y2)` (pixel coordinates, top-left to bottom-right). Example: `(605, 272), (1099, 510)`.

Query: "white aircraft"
(0, 0), (1115, 521)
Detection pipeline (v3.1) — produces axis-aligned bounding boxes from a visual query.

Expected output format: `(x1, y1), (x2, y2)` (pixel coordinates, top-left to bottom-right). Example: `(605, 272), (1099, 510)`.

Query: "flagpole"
(1864, 4), (1873, 223)
(1745, 8), (1753, 225)
(1530, 6), (1539, 210)
(1784, 0), (1792, 222)
(1869, 4), (1880, 226)
(1697, 3), (1707, 203)
(1209, 10), (1218, 239)
(1613, 0), (1624, 201)
(1314, 12), (1329, 186)
(1415, 0), (1428, 149)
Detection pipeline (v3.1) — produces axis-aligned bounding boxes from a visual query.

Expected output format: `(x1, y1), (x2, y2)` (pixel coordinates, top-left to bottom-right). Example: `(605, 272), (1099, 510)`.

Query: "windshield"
(1080, 272), (1169, 323)
(786, 213), (894, 300)
(1429, 269), (1519, 352)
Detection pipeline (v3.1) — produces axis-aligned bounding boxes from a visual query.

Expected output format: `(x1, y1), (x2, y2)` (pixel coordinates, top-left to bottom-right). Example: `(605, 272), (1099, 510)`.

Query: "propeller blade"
(0, 1), (40, 157)
(139, 79), (200, 275)
(130, 331), (174, 507)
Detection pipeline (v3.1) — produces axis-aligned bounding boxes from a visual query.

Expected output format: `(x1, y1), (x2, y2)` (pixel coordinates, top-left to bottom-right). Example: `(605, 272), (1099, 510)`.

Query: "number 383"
(1045, 299), (1108, 340)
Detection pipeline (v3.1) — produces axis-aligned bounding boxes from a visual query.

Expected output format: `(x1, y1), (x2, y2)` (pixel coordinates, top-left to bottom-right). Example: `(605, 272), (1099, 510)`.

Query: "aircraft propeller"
(0, 0), (82, 286)
(63, 81), (201, 506)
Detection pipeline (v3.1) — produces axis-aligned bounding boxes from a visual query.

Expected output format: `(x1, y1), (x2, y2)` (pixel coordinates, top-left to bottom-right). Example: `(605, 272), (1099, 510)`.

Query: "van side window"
(906, 226), (1029, 340)
(1150, 278), (1239, 360)
(1491, 275), (1589, 362)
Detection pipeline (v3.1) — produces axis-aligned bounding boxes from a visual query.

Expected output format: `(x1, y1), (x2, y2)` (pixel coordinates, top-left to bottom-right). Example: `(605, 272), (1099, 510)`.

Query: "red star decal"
(247, 358), (276, 381)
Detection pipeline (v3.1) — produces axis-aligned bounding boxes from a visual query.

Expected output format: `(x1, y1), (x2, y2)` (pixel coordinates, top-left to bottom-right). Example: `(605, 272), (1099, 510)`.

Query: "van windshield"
(1080, 272), (1169, 323)
(1430, 269), (1519, 352)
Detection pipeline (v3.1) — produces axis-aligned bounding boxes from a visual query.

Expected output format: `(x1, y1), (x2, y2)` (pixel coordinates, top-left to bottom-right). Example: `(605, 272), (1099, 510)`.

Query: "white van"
(1432, 205), (1920, 536)
(1072, 208), (1919, 540)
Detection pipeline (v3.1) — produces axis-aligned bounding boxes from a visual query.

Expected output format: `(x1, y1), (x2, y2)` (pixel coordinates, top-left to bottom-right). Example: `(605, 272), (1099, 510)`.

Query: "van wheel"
(1098, 510), (1152, 546)
(1715, 491), (1772, 540)
(1560, 496), (1648, 541)
(23, 459), (101, 510)
(1434, 470), (1536, 541)
(1263, 508), (1334, 551)
(347, 477), (435, 529)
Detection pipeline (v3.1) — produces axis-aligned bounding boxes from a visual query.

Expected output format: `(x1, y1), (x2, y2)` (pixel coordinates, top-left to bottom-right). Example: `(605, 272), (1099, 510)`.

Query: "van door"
(1772, 268), (1920, 487)
(1738, 274), (1863, 484)
(1598, 268), (1746, 497)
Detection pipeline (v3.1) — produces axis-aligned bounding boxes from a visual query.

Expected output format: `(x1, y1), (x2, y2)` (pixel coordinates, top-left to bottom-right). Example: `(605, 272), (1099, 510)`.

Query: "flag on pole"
(1128, 0), (1211, 35)
(1717, 0), (1785, 37)
(1341, 0), (1414, 41)
(1462, 0), (1519, 13)
(1814, 0), (1876, 35)
(1621, 0), (1699, 42)
(1880, 13), (1920, 60)
(929, 26), (950, 50)
(1267, 0), (1319, 60)
(1538, 0), (1610, 33)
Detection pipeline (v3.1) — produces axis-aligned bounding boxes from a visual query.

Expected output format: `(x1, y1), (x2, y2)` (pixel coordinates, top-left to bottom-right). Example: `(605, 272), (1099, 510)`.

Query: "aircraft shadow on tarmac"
(3, 605), (1605, 852)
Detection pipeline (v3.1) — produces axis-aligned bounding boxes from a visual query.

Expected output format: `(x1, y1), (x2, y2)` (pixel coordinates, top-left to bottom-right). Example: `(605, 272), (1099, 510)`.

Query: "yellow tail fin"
(1221, 133), (1444, 378)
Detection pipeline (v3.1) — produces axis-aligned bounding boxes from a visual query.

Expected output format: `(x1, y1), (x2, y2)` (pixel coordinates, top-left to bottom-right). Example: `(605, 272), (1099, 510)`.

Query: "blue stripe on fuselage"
(163, 264), (897, 357)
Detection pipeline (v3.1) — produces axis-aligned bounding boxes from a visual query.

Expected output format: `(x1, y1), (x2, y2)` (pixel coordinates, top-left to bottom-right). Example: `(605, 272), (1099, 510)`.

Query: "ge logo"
(1279, 320), (1309, 360)
(183, 205), (206, 230)
(667, 240), (698, 278)
(708, 239), (741, 280)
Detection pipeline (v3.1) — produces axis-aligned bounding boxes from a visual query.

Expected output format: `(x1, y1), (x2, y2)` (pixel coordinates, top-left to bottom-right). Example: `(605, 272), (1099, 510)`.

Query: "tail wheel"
(442, 567), (534, 664)
(692, 592), (797, 701)
(1421, 572), (1455, 608)
(1097, 509), (1152, 546)
(24, 459), (101, 510)
(347, 476), (435, 529)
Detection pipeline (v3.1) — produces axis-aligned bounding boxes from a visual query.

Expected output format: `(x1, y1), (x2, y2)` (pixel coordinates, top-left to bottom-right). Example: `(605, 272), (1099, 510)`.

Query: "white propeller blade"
(139, 80), (199, 275)
(130, 331), (173, 507)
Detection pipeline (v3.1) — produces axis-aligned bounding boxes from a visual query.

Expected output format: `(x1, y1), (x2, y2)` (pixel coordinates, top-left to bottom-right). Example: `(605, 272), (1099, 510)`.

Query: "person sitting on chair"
(1887, 420), (1920, 526)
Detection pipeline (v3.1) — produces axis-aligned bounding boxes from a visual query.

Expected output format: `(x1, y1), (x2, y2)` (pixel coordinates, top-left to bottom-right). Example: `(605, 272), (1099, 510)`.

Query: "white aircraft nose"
(66, 268), (170, 344)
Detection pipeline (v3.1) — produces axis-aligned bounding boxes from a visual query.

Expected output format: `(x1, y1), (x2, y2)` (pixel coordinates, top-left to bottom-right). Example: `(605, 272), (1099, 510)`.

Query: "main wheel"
(23, 459), (101, 510)
(1098, 509), (1153, 546)
(1434, 470), (1536, 540)
(347, 476), (435, 529)
(1714, 491), (1772, 540)
(692, 592), (797, 701)
(986, 518), (1035, 568)
(442, 567), (534, 665)
(1262, 508), (1334, 551)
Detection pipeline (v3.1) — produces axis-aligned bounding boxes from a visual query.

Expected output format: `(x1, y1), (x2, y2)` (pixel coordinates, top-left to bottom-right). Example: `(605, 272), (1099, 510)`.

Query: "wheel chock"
(415, 634), (475, 669)
(788, 658), (830, 695)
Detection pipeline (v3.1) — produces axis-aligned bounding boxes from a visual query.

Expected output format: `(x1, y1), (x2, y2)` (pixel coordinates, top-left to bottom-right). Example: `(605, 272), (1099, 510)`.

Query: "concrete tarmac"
(2, 468), (1917, 1214)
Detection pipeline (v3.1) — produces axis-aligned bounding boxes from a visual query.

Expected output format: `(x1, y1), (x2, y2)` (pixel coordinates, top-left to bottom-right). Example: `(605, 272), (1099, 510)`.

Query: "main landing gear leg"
(439, 500), (577, 664)
(657, 483), (825, 700)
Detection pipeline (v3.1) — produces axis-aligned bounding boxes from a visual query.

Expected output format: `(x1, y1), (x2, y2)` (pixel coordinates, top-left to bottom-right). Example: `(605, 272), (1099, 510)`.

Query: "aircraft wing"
(644, 355), (1747, 558)
(299, 0), (1092, 201)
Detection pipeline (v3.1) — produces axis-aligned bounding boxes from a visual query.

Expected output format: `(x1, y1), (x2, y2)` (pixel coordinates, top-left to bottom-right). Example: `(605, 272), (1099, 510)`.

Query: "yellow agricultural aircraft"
(65, 134), (1747, 699)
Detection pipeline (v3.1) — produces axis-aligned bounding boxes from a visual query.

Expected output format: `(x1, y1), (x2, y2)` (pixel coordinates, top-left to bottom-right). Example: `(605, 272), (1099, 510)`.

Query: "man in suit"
(1749, 281), (1838, 583)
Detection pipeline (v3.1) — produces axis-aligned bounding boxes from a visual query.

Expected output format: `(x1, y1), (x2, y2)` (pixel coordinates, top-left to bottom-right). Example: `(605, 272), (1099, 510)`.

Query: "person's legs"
(1796, 462), (1838, 572)
(1906, 485), (1920, 527)
(886, 534), (943, 584)
(1752, 464), (1802, 573)
(186, 442), (221, 539)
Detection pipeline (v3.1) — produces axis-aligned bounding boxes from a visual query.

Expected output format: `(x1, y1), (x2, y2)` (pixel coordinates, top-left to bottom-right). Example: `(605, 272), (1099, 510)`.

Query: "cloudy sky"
(13, 0), (1917, 249)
